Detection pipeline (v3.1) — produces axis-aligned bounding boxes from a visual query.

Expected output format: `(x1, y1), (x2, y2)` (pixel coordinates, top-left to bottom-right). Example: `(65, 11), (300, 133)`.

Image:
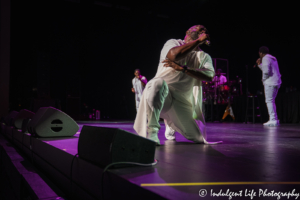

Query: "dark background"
(9, 0), (299, 120)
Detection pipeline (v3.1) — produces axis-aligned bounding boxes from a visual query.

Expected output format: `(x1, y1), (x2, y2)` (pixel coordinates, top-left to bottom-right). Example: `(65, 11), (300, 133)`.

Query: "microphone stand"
(245, 65), (249, 123)
(246, 65), (248, 96)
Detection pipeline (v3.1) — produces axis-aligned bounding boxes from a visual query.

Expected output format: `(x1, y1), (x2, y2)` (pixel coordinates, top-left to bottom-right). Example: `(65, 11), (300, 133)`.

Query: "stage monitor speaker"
(22, 118), (31, 133)
(4, 111), (19, 126)
(78, 125), (156, 168)
(13, 109), (35, 129)
(27, 107), (79, 137)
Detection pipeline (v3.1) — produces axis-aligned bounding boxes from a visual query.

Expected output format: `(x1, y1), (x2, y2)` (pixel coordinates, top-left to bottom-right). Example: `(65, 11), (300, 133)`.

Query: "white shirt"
(134, 39), (215, 140)
(213, 75), (227, 86)
(132, 76), (147, 102)
(258, 54), (282, 86)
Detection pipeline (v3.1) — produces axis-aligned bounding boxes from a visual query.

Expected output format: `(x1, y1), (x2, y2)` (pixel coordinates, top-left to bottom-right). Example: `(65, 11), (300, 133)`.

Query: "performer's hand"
(256, 58), (262, 66)
(162, 59), (183, 71)
(198, 32), (209, 43)
(131, 88), (135, 93)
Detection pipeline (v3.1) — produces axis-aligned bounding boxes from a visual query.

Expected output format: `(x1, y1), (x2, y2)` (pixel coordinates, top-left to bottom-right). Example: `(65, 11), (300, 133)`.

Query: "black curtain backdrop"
(277, 91), (300, 123)
(230, 92), (300, 124)
(9, 0), (300, 120)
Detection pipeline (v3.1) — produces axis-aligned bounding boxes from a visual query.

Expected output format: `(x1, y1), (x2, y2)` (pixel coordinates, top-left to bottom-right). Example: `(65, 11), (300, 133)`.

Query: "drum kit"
(203, 76), (240, 105)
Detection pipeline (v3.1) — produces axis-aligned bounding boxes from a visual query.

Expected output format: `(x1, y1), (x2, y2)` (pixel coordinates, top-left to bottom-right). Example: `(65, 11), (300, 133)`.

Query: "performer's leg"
(165, 100), (205, 143)
(136, 100), (140, 112)
(145, 78), (170, 144)
(264, 85), (280, 124)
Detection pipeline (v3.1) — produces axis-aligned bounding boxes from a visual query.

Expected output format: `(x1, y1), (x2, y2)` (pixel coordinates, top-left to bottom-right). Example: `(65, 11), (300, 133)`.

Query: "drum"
(219, 84), (230, 92)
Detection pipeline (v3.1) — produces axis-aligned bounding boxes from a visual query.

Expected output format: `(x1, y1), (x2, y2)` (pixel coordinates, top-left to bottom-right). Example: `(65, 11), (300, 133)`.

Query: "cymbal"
(202, 81), (215, 85)
(227, 80), (236, 85)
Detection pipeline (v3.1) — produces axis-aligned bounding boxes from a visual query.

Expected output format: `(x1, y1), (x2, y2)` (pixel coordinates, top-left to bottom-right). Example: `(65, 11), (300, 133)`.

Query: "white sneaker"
(165, 133), (175, 140)
(147, 132), (161, 145)
(165, 126), (175, 140)
(263, 120), (280, 126)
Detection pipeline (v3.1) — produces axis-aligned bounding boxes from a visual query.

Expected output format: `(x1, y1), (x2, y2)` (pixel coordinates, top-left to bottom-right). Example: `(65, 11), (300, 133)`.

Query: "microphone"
(205, 40), (211, 46)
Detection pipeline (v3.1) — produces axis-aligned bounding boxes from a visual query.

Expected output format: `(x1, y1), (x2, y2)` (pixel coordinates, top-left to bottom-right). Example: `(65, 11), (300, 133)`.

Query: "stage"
(1, 121), (300, 199)
(77, 121), (300, 198)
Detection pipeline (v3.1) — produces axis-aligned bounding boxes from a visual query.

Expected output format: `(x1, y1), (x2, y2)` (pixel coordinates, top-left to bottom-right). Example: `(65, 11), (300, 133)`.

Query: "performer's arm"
(261, 57), (271, 82)
(162, 59), (214, 82)
(166, 33), (209, 62)
(255, 58), (262, 70)
(139, 76), (147, 87)
(132, 79), (135, 93)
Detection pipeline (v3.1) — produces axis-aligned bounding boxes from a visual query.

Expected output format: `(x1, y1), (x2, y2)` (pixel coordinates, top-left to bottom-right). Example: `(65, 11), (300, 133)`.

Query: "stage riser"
(1, 150), (23, 200)
(0, 137), (62, 200)
(1, 124), (165, 200)
(32, 153), (99, 200)
(71, 156), (104, 199)
(5, 126), (13, 140)
(10, 129), (75, 180)
(32, 138), (75, 178)
(0, 123), (5, 135)
(12, 129), (23, 144)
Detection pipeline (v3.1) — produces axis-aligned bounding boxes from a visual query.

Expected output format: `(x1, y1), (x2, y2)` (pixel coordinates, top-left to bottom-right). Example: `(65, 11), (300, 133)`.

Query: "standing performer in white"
(255, 46), (282, 126)
(134, 25), (222, 145)
(132, 69), (147, 111)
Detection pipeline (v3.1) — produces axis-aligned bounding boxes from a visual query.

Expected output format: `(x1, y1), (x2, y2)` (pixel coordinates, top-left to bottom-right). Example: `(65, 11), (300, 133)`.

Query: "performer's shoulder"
(267, 54), (277, 61)
(164, 39), (184, 46)
(198, 50), (212, 60)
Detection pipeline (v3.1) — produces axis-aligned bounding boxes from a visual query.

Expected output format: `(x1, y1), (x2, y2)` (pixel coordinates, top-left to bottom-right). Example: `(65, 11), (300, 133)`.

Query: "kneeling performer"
(134, 25), (222, 145)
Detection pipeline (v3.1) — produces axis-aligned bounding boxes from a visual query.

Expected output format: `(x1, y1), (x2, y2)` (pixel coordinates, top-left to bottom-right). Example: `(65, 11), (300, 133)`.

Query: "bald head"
(184, 25), (208, 43)
(187, 25), (207, 34)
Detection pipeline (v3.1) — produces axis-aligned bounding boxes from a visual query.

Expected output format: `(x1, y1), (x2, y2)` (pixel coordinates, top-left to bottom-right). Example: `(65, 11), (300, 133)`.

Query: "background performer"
(132, 69), (147, 111)
(255, 46), (282, 126)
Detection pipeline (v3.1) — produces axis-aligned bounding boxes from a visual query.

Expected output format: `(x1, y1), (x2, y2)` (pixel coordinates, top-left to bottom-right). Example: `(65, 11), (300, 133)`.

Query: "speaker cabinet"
(27, 107), (79, 137)
(78, 125), (156, 168)
(13, 109), (35, 129)
(22, 118), (31, 133)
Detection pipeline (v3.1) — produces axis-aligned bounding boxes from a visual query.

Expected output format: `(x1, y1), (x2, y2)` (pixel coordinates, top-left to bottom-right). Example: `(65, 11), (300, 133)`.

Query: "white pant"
(145, 78), (204, 143)
(264, 85), (280, 121)
(135, 100), (140, 111)
(145, 78), (171, 134)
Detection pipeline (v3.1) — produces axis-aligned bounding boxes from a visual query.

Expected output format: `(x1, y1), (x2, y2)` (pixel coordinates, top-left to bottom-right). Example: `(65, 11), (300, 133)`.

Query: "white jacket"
(258, 54), (282, 86)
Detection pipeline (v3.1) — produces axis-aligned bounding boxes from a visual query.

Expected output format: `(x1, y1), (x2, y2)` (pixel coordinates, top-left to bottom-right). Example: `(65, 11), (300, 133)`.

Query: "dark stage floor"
(70, 121), (300, 199)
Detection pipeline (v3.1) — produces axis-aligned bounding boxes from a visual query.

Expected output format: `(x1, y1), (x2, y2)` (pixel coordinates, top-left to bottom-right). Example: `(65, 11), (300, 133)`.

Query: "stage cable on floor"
(101, 159), (158, 200)
(70, 153), (79, 199)
(29, 135), (34, 164)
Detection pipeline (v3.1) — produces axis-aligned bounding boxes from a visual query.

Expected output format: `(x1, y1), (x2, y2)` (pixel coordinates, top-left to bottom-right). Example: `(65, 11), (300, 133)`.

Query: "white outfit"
(134, 39), (221, 144)
(258, 54), (282, 121)
(213, 74), (227, 86)
(132, 76), (147, 111)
